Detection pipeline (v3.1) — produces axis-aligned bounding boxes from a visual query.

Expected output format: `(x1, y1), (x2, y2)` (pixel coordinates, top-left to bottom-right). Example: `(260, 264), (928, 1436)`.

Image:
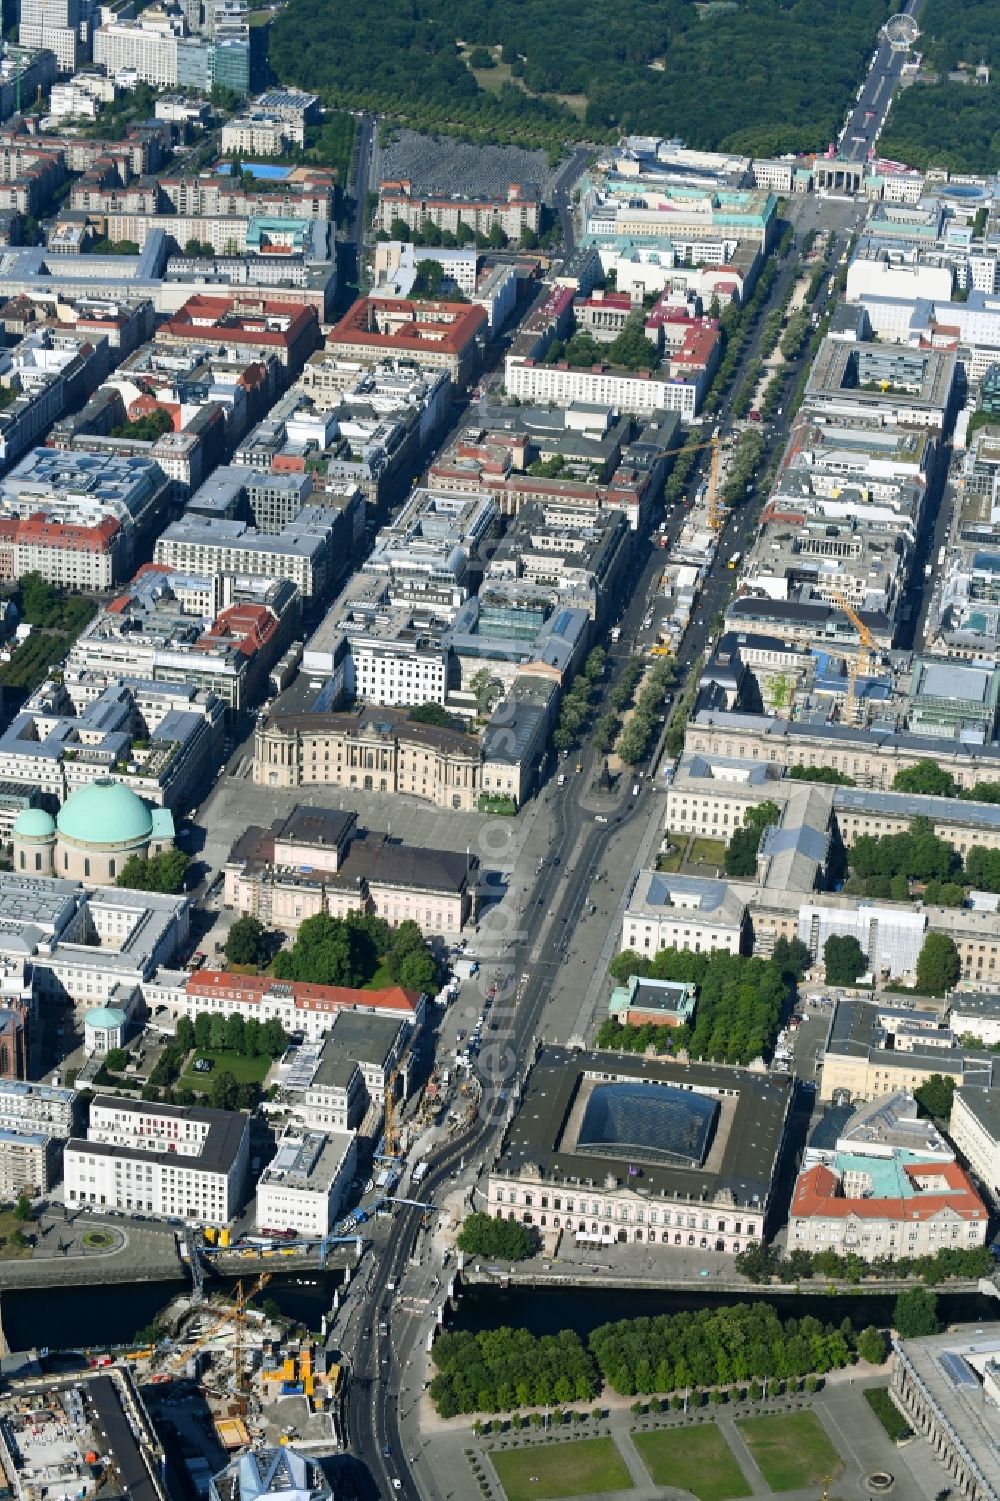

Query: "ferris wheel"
(883, 12), (920, 49)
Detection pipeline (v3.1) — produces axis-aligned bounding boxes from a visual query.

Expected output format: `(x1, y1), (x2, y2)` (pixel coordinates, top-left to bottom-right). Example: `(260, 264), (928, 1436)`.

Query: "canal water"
(449, 1281), (1000, 1339)
(1, 1272), (345, 1353)
(4, 1274), (996, 1354)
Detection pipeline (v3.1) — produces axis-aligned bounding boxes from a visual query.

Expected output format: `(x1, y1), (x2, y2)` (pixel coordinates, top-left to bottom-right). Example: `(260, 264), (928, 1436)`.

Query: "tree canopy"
(430, 1327), (598, 1417)
(724, 801), (781, 878)
(892, 760), (957, 797)
(457, 1213), (536, 1260)
(225, 915), (268, 968)
(272, 911), (439, 992)
(116, 849), (190, 894)
(789, 765), (855, 785)
(915, 932), (961, 995)
(269, 0), (893, 153)
(607, 946), (788, 1064)
(914, 1072), (956, 1121)
(823, 934), (866, 986)
(893, 1288), (940, 1339)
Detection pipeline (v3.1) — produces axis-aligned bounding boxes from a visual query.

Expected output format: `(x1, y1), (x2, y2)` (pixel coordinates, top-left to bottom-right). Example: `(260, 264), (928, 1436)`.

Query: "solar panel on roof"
(938, 1351), (979, 1389)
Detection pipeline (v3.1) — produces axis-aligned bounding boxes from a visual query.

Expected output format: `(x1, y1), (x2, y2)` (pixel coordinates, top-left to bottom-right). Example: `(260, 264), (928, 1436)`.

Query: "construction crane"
(705, 432), (723, 533)
(832, 591), (878, 725)
(383, 1034), (415, 1159)
(651, 432), (727, 531)
(159, 1271), (273, 1385)
(233, 1271), (273, 1395)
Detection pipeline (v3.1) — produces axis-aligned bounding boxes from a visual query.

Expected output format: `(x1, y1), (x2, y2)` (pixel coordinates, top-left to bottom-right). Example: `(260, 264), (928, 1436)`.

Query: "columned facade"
(890, 1341), (998, 1501)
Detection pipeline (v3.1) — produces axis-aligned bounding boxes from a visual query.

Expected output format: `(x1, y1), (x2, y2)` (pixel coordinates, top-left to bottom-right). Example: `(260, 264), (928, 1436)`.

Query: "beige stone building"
(817, 997), (998, 1104)
(12, 778), (174, 886)
(224, 805), (474, 936)
(253, 706), (481, 811)
(685, 709), (1000, 794)
(949, 1088), (1000, 1204)
(788, 1158), (988, 1259)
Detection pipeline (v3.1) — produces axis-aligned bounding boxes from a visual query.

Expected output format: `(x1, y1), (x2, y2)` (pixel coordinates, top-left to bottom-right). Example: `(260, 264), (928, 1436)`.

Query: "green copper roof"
(13, 807), (56, 839)
(57, 778), (153, 847)
(85, 1006), (126, 1028)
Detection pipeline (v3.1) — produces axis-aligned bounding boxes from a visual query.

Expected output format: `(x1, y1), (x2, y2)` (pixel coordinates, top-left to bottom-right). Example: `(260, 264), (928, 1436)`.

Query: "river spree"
(451, 1280), (999, 1339)
(4, 1272), (996, 1354)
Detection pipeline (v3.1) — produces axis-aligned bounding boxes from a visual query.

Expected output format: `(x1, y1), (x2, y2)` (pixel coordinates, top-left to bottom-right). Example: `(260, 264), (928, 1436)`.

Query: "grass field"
(491, 1438), (633, 1500)
(461, 47), (588, 118)
(632, 1426), (750, 1500)
(736, 1412), (843, 1492)
(688, 836), (727, 868)
(179, 1049), (272, 1089)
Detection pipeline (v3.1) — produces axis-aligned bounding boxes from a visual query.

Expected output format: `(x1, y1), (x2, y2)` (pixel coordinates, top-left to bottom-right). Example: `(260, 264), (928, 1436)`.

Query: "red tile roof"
(186, 969), (421, 1016)
(791, 1160), (986, 1223)
(0, 511), (120, 554)
(328, 296), (486, 358)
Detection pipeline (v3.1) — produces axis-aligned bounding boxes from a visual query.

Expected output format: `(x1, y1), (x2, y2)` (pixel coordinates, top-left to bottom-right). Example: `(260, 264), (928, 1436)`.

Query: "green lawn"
(689, 837), (727, 868)
(491, 1438), (633, 1500)
(179, 1049), (272, 1088)
(736, 1412), (843, 1492)
(632, 1426), (750, 1500)
(656, 838), (685, 873)
(0, 1207), (32, 1260)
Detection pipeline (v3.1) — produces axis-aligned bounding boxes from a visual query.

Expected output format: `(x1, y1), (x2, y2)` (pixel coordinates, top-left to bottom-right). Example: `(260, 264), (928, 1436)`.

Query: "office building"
(64, 1095), (249, 1224)
(255, 1128), (356, 1238)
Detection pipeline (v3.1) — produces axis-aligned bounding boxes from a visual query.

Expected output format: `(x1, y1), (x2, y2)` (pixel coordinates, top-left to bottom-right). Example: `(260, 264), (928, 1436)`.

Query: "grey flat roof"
(894, 1329), (1000, 1500)
(326, 1009), (404, 1067)
(76, 1096), (247, 1173)
(827, 1000), (998, 1086)
(955, 1086), (1000, 1142)
(950, 993), (1000, 1020)
(834, 787), (1000, 829)
(496, 1046), (790, 1211)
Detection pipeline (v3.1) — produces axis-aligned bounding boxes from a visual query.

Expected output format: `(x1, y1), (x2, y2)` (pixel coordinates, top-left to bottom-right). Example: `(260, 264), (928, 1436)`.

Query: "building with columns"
(890, 1329), (1000, 1501)
(253, 705), (481, 811)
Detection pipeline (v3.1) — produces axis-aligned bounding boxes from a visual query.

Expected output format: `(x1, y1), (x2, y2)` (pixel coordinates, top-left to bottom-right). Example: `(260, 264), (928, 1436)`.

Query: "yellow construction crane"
(159, 1271), (273, 1385)
(832, 591), (877, 725)
(233, 1271), (273, 1394)
(383, 1034), (415, 1159)
(651, 432), (727, 532)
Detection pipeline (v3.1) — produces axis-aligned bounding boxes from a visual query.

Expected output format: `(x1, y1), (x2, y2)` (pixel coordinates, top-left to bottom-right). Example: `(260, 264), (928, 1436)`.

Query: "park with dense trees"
(272, 912), (439, 992)
(605, 947), (788, 1064)
(270, 0), (893, 153)
(429, 1304), (903, 1415)
(877, 0), (1000, 174)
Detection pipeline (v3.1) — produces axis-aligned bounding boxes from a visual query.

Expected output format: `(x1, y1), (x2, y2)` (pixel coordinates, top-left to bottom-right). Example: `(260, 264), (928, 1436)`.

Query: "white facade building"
(622, 871), (748, 957)
(798, 901), (925, 980)
(0, 1078), (78, 1135)
(255, 1129), (356, 1237)
(949, 1089), (1000, 1204)
(220, 115), (289, 156)
(64, 1096), (249, 1225)
(505, 356), (699, 419)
